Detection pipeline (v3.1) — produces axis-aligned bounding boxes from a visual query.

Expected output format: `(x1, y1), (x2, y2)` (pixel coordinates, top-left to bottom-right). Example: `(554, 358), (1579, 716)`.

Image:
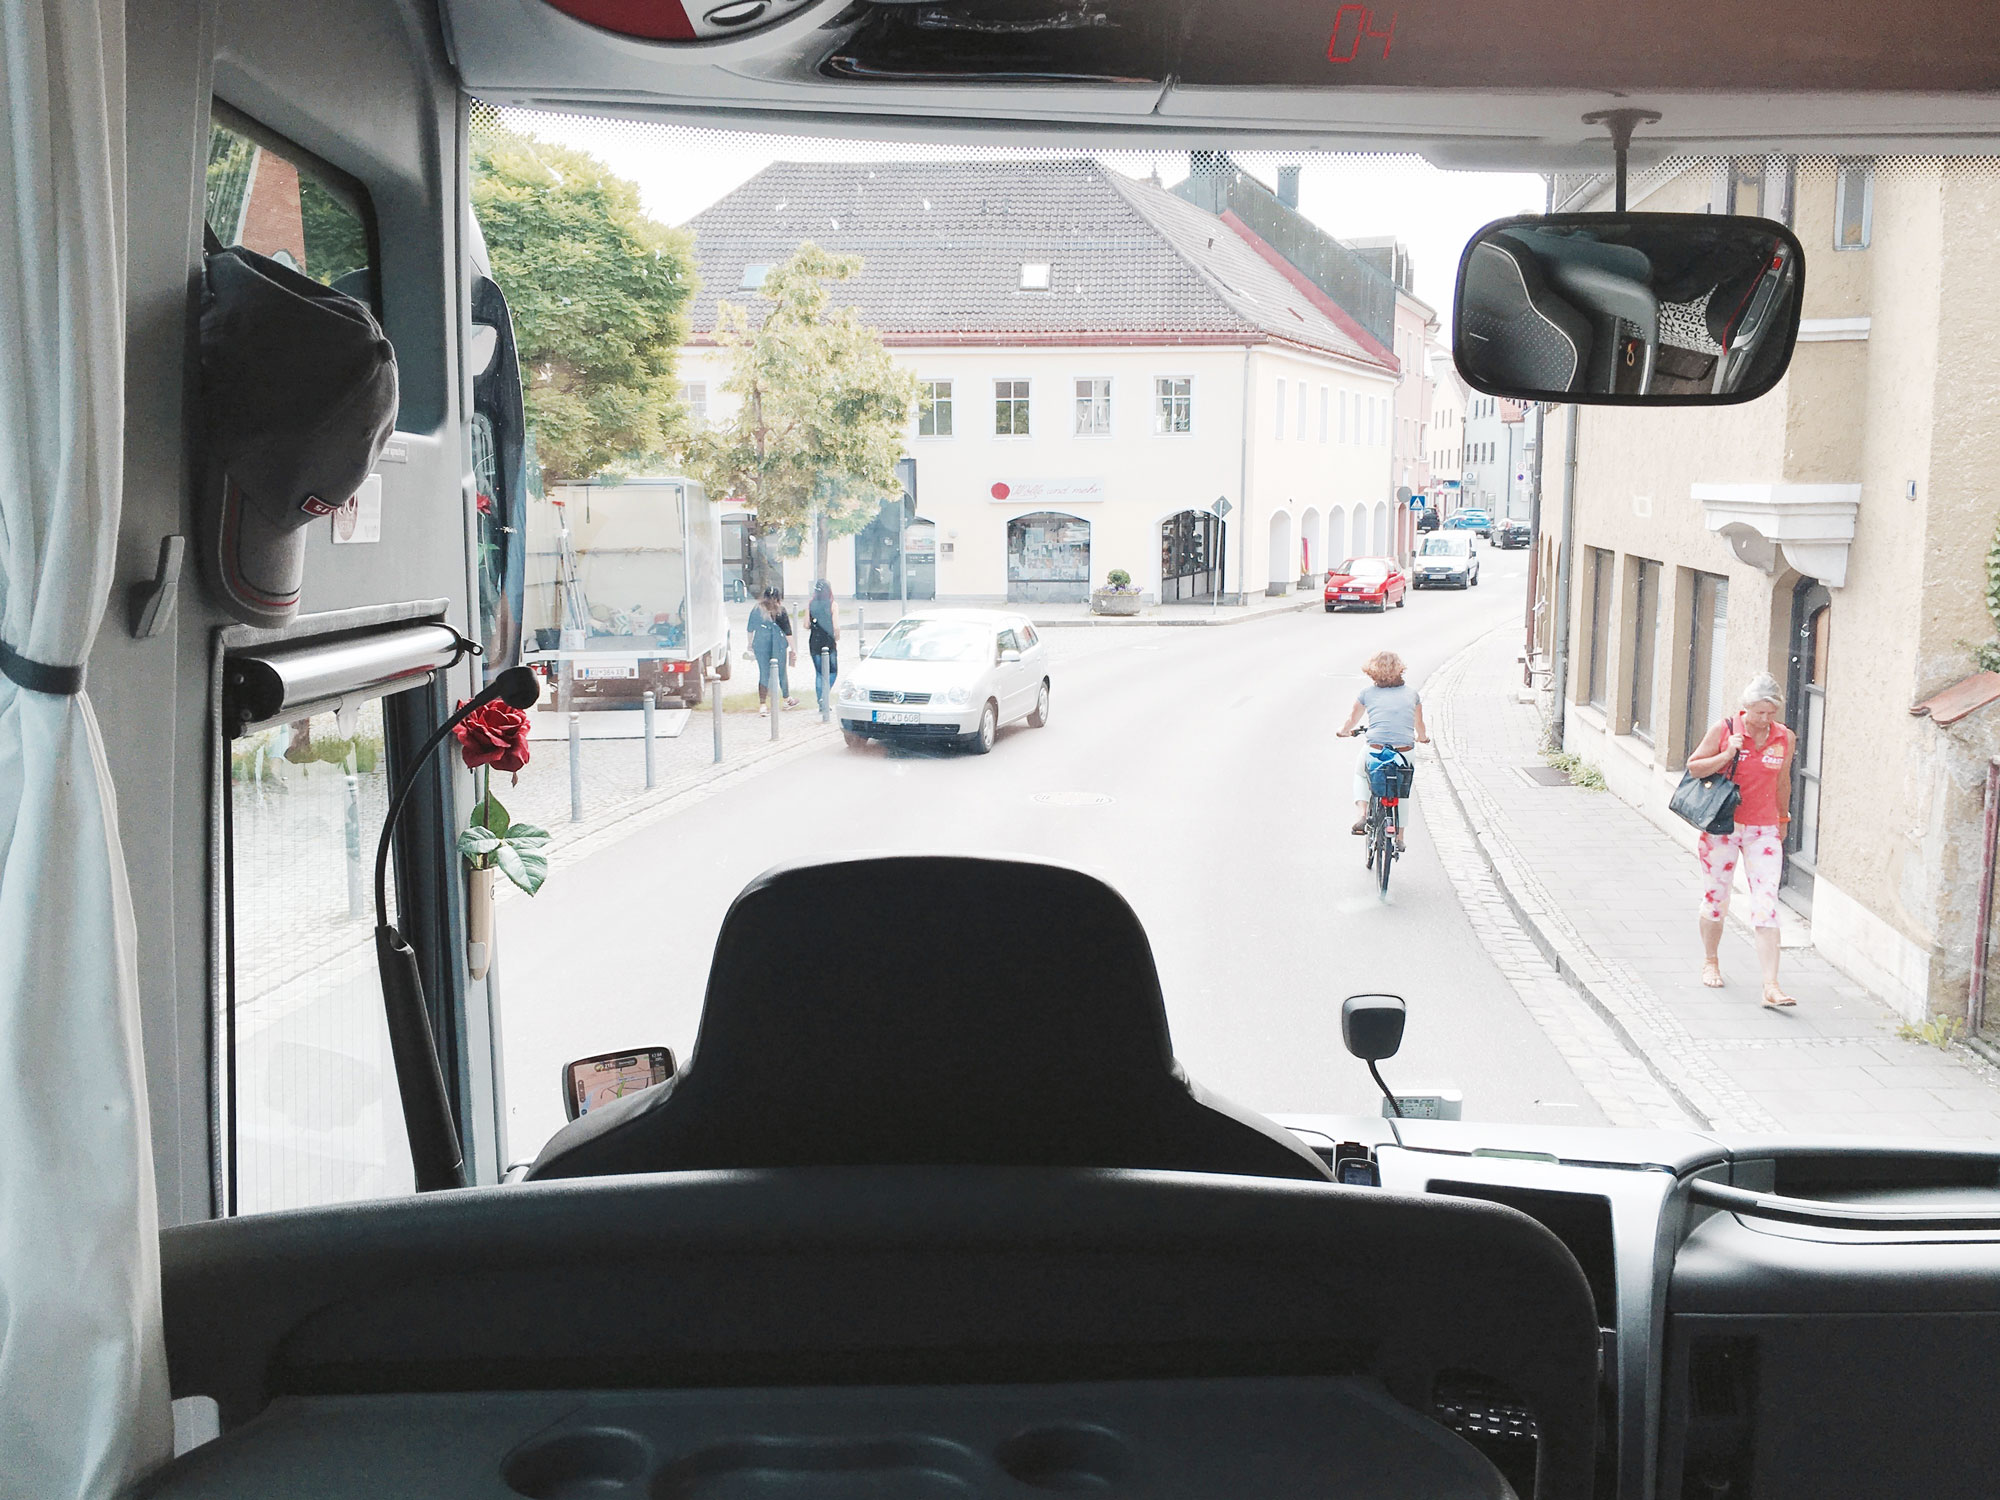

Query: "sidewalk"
(815, 591), (1325, 634)
(1427, 626), (2000, 1139)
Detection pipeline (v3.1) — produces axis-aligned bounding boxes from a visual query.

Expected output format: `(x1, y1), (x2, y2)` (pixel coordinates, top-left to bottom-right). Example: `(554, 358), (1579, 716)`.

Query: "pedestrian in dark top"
(747, 586), (798, 715)
(807, 579), (840, 714)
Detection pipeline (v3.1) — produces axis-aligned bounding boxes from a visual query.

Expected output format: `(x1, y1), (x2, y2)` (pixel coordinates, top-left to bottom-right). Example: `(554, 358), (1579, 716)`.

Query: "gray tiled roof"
(680, 159), (1392, 370)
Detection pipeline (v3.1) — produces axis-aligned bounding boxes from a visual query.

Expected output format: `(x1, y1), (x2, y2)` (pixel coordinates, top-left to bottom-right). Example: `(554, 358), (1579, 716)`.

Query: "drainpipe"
(1970, 758), (2000, 1035)
(1549, 405), (1582, 747)
(1238, 345), (1253, 604)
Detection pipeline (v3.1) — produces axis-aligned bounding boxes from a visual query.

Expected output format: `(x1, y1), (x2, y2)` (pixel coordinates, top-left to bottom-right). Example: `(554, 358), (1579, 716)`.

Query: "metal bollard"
(711, 678), (724, 764)
(818, 647), (832, 724)
(568, 711), (583, 823)
(642, 690), (656, 788)
(856, 606), (865, 657)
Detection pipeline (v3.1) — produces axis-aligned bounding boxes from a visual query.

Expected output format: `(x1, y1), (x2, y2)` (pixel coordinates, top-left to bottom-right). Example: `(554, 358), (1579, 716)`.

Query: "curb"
(1031, 598), (1326, 629)
(1424, 633), (1727, 1131)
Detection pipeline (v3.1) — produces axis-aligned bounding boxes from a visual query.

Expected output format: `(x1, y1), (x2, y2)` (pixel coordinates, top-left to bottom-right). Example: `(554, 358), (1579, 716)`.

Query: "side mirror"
(1340, 993), (1406, 1062)
(469, 321), (501, 377)
(1454, 212), (1803, 405)
(563, 1047), (675, 1121)
(999, 648), (1022, 664)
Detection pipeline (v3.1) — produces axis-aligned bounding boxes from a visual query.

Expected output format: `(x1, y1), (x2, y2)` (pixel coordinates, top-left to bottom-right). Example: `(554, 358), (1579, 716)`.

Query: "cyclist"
(1334, 650), (1430, 847)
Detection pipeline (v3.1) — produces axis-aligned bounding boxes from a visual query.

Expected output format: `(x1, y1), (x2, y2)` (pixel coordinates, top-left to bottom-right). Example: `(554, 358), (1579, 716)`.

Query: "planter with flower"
(452, 697), (549, 980)
(1090, 568), (1143, 617)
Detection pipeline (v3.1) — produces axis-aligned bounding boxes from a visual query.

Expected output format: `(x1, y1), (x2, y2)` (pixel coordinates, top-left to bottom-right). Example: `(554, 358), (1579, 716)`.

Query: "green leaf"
(468, 793), (512, 839)
(458, 826), (503, 863)
(494, 842), (549, 896)
(505, 821), (552, 850)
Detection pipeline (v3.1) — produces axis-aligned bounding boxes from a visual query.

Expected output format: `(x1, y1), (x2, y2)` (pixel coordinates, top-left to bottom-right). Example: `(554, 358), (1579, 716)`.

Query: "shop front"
(1006, 512), (1092, 603)
(1160, 508), (1223, 602)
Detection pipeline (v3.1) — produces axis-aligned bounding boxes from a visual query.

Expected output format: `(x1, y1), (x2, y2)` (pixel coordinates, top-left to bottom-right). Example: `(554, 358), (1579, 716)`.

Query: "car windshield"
(867, 619), (989, 663)
(226, 115), (2000, 1218)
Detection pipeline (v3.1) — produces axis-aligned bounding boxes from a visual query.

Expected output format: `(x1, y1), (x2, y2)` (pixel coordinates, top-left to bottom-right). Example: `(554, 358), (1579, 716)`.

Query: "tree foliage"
(687, 244), (915, 559)
(471, 120), (697, 483)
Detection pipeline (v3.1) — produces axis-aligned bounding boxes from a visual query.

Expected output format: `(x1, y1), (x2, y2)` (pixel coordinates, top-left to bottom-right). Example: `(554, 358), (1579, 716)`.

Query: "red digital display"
(1327, 5), (1396, 64)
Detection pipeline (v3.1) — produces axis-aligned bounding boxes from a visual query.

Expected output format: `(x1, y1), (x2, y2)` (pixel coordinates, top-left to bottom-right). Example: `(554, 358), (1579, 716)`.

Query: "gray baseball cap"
(197, 243), (398, 626)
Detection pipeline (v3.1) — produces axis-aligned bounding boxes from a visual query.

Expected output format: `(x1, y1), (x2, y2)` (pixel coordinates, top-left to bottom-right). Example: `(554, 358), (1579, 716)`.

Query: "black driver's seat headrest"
(529, 854), (1329, 1183)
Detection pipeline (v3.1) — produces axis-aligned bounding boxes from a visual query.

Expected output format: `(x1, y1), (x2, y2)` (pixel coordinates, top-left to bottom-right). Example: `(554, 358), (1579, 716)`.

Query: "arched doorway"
(1785, 578), (1831, 902)
(1006, 512), (1091, 603)
(854, 500), (936, 601)
(1267, 511), (1293, 595)
(1372, 500), (1390, 555)
(1159, 509), (1222, 601)
(1298, 507), (1322, 583)
(1327, 505), (1347, 566)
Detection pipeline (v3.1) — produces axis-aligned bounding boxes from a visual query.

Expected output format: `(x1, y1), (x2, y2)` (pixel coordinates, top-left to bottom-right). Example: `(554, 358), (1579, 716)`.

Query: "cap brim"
(213, 471), (305, 628)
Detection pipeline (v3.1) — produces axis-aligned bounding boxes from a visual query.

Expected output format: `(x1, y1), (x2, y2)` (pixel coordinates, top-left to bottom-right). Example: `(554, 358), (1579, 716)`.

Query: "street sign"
(1211, 496), (1232, 518)
(1396, 486), (1413, 505)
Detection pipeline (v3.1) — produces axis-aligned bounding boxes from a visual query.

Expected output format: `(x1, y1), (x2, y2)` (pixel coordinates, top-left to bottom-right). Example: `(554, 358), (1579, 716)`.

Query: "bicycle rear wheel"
(1376, 805), (1396, 895)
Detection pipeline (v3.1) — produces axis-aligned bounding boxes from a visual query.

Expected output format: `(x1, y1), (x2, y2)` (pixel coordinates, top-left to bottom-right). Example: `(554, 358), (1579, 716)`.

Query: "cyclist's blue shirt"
(1357, 683), (1421, 747)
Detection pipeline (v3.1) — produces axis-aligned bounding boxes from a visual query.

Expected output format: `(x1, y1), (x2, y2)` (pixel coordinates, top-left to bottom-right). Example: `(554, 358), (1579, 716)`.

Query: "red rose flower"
(454, 698), (532, 774)
(475, 492), (494, 517)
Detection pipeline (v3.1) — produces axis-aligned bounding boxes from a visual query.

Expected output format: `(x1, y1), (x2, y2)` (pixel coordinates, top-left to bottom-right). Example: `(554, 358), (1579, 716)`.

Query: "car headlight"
(945, 685), (971, 707)
(837, 680), (862, 703)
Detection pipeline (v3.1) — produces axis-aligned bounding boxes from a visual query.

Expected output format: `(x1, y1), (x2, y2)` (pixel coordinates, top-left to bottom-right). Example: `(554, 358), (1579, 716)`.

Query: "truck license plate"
(873, 711), (918, 725)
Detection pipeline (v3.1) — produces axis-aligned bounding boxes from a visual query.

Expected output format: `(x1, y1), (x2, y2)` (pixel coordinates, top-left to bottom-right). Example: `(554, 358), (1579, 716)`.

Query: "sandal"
(1761, 985), (1798, 1009)
(1700, 960), (1724, 989)
(1350, 820), (1366, 836)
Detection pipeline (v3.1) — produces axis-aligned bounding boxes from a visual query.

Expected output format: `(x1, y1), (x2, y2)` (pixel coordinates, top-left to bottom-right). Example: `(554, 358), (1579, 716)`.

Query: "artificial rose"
(454, 698), (532, 774)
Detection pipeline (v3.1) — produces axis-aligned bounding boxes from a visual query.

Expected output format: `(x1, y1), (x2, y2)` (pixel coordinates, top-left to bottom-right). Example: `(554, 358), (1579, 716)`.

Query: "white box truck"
(523, 476), (730, 710)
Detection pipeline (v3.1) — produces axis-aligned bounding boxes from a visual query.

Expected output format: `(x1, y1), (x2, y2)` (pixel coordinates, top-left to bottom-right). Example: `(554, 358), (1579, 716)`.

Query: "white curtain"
(0, 0), (172, 1493)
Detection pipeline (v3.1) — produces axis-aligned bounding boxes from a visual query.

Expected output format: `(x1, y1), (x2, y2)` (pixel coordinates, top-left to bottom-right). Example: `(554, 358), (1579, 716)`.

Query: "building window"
(1586, 547), (1613, 710)
(740, 263), (770, 288)
(1275, 378), (1287, 440)
(918, 378), (953, 438)
(1726, 156), (1794, 226)
(204, 110), (372, 295)
(1683, 571), (1729, 763)
(1154, 376), (1192, 435)
(679, 381), (708, 427)
(1628, 559), (1661, 741)
(1834, 161), (1872, 250)
(1297, 382), (1310, 442)
(994, 379), (1030, 437)
(1019, 261), (1051, 290)
(1319, 386), (1329, 443)
(1073, 377), (1112, 437)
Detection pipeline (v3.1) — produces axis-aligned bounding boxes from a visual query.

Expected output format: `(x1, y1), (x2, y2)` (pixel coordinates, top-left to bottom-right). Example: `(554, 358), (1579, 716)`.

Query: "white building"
(1427, 350), (1466, 514)
(675, 160), (1399, 606)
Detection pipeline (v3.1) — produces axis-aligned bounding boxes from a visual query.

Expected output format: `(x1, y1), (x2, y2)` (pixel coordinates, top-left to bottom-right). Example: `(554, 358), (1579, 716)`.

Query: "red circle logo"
(990, 482), (1010, 500)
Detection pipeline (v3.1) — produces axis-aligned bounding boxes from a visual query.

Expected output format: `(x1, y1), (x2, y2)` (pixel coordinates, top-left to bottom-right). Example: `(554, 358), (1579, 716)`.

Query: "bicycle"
(1340, 733), (1415, 898)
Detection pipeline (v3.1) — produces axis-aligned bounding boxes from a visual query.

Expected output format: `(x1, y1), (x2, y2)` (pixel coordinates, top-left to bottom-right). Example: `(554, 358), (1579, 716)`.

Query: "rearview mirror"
(1454, 213), (1803, 405)
(1340, 993), (1406, 1062)
(563, 1047), (675, 1121)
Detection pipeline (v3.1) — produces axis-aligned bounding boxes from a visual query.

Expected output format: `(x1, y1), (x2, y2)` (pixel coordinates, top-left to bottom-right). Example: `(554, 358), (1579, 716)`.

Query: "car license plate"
(873, 710), (918, 725)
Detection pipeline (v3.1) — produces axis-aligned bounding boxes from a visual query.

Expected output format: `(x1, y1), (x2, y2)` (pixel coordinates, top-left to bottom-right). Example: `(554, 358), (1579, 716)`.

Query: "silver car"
(838, 610), (1052, 754)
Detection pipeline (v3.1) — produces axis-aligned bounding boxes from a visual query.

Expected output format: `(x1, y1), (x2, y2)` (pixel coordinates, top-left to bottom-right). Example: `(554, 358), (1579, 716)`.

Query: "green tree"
(471, 122), (696, 483)
(688, 244), (916, 588)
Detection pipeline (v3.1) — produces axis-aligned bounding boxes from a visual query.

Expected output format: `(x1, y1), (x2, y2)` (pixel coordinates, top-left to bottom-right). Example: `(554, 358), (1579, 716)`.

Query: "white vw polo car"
(838, 610), (1052, 754)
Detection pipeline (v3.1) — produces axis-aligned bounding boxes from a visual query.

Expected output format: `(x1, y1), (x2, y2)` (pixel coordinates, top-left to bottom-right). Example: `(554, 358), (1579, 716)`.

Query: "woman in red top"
(1685, 673), (1796, 1007)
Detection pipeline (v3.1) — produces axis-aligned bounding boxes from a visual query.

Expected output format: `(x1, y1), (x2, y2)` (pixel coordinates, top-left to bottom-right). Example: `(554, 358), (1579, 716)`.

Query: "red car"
(1324, 556), (1408, 612)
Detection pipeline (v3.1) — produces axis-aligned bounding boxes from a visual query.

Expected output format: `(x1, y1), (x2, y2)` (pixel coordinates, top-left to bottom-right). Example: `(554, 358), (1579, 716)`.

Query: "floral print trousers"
(1697, 825), (1784, 929)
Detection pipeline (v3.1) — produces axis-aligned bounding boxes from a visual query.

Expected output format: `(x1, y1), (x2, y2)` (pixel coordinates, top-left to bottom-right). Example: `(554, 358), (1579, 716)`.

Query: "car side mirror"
(1454, 212), (1803, 404)
(999, 648), (1022, 664)
(1340, 994), (1406, 1062)
(563, 1046), (675, 1121)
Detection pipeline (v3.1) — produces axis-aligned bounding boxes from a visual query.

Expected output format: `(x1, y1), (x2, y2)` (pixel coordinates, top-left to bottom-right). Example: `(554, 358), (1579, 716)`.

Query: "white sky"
(500, 108), (1545, 328)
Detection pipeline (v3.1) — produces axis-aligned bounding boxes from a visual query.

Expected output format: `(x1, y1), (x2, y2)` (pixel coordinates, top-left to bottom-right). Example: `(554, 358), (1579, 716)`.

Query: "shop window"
(1073, 377), (1111, 437)
(205, 106), (371, 295)
(918, 378), (953, 437)
(1629, 558), (1661, 741)
(1585, 547), (1613, 710)
(1154, 376), (1192, 434)
(994, 378), (1030, 437)
(1683, 571), (1730, 762)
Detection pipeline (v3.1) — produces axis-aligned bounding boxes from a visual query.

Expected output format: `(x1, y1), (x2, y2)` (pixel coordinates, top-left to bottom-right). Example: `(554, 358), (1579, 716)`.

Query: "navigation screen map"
(567, 1049), (673, 1119)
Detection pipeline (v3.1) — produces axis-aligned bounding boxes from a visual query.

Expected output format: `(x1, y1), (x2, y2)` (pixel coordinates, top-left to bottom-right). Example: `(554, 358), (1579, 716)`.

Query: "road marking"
(1031, 791), (1115, 806)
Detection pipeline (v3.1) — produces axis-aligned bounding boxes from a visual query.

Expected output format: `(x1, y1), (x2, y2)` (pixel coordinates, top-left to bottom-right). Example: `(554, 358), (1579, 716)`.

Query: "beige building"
(1544, 156), (2000, 1030)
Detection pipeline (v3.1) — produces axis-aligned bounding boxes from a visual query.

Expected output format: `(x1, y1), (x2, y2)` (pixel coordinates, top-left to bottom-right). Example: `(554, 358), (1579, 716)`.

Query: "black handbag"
(1669, 717), (1744, 834)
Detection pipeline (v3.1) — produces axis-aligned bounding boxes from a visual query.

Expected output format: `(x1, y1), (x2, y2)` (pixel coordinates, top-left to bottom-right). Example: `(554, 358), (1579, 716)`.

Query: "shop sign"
(989, 477), (1105, 504)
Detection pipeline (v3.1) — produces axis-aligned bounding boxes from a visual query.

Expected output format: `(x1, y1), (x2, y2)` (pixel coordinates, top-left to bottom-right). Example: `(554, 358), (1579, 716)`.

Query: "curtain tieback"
(0, 637), (84, 695)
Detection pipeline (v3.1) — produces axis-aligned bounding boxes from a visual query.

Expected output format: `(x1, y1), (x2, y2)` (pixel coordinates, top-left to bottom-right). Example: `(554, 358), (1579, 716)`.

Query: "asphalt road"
(495, 544), (1611, 1163)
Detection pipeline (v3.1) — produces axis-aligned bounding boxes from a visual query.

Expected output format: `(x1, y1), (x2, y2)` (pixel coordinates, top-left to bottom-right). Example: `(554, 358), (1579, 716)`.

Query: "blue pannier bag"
(1367, 747), (1414, 799)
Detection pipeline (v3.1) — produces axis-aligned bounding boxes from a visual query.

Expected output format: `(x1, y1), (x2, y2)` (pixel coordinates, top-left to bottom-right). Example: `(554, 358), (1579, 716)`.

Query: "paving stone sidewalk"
(1426, 627), (2000, 1140)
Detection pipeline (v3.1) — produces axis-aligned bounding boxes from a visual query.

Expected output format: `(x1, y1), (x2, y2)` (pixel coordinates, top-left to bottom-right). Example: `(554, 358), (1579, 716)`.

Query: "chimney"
(1277, 165), (1300, 210)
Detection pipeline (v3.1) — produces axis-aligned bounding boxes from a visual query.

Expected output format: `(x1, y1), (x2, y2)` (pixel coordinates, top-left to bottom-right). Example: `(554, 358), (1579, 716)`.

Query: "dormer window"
(740, 264), (770, 289)
(1019, 262), (1051, 291)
